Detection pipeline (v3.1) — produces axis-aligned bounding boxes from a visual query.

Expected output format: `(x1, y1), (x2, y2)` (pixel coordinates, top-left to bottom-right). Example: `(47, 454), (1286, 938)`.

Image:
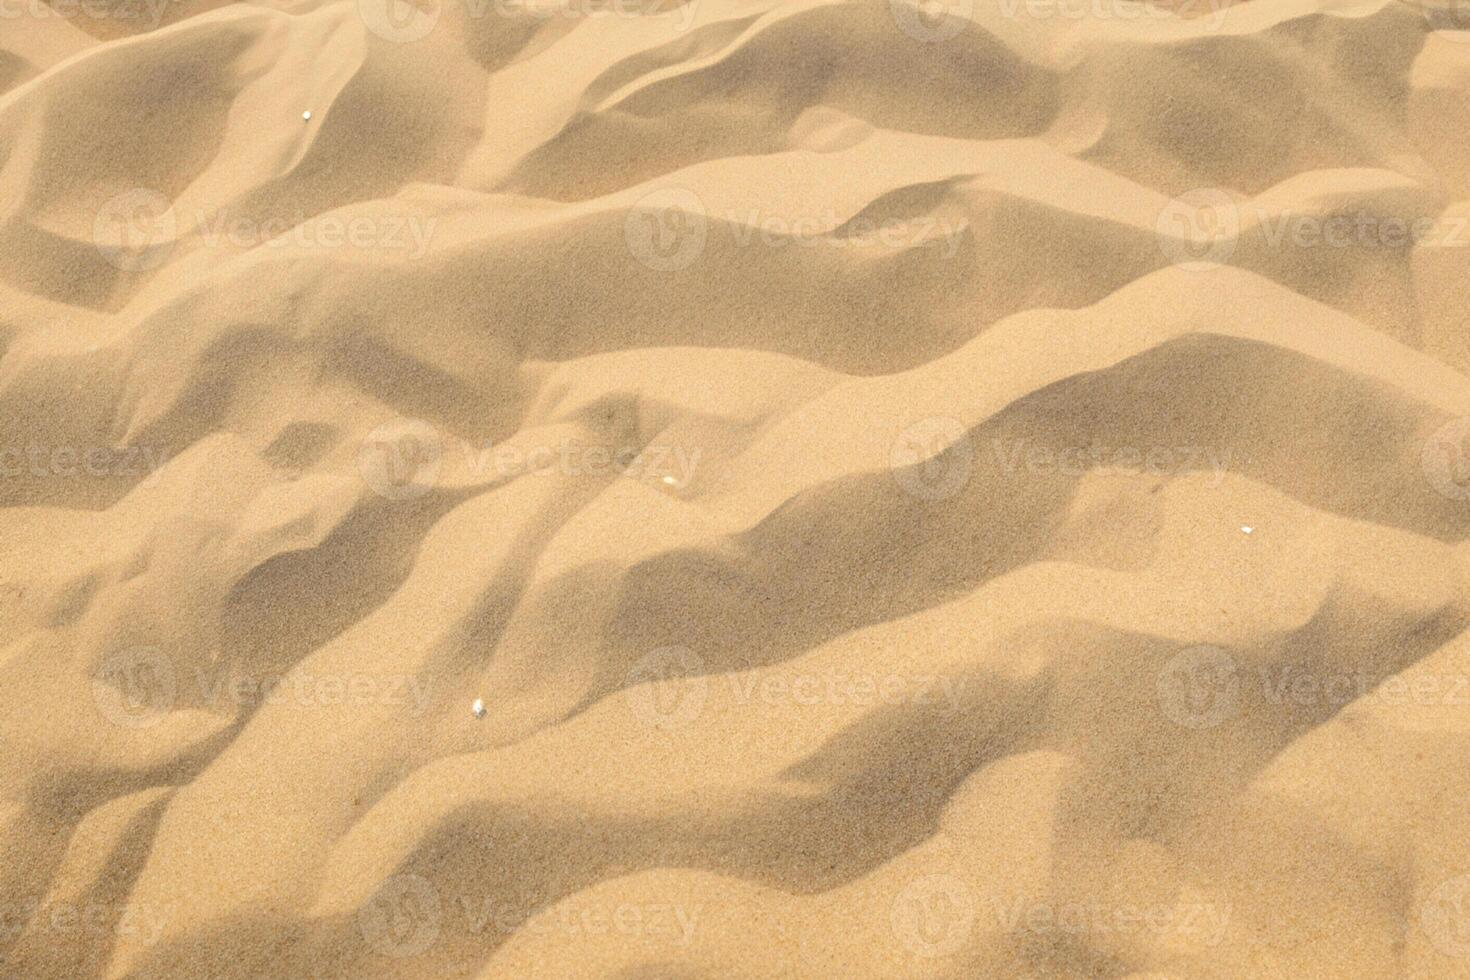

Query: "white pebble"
(302, 111), (312, 121)
(471, 698), (486, 719)
(1241, 526), (1254, 534)
(661, 476), (677, 485)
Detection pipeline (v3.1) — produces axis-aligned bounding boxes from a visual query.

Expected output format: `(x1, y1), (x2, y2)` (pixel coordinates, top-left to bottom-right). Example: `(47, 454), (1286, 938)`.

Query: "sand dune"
(2, 0), (1470, 976)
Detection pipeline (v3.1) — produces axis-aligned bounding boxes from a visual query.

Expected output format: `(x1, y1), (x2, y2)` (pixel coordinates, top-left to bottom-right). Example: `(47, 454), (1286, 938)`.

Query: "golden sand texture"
(3, 0), (1470, 977)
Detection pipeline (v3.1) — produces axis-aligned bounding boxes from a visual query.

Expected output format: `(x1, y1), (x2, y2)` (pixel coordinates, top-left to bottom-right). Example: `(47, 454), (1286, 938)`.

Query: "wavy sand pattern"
(3, 0), (1470, 976)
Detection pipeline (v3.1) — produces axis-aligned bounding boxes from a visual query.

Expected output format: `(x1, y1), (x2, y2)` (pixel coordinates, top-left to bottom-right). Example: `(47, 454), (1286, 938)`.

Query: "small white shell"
(302, 111), (312, 122)
(471, 698), (486, 719)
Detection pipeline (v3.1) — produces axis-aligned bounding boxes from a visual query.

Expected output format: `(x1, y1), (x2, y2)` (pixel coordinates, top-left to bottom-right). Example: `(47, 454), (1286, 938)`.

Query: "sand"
(1, 0), (1470, 977)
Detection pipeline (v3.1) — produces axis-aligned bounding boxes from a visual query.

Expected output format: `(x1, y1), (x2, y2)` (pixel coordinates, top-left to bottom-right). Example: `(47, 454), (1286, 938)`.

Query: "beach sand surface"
(3, 0), (1470, 976)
